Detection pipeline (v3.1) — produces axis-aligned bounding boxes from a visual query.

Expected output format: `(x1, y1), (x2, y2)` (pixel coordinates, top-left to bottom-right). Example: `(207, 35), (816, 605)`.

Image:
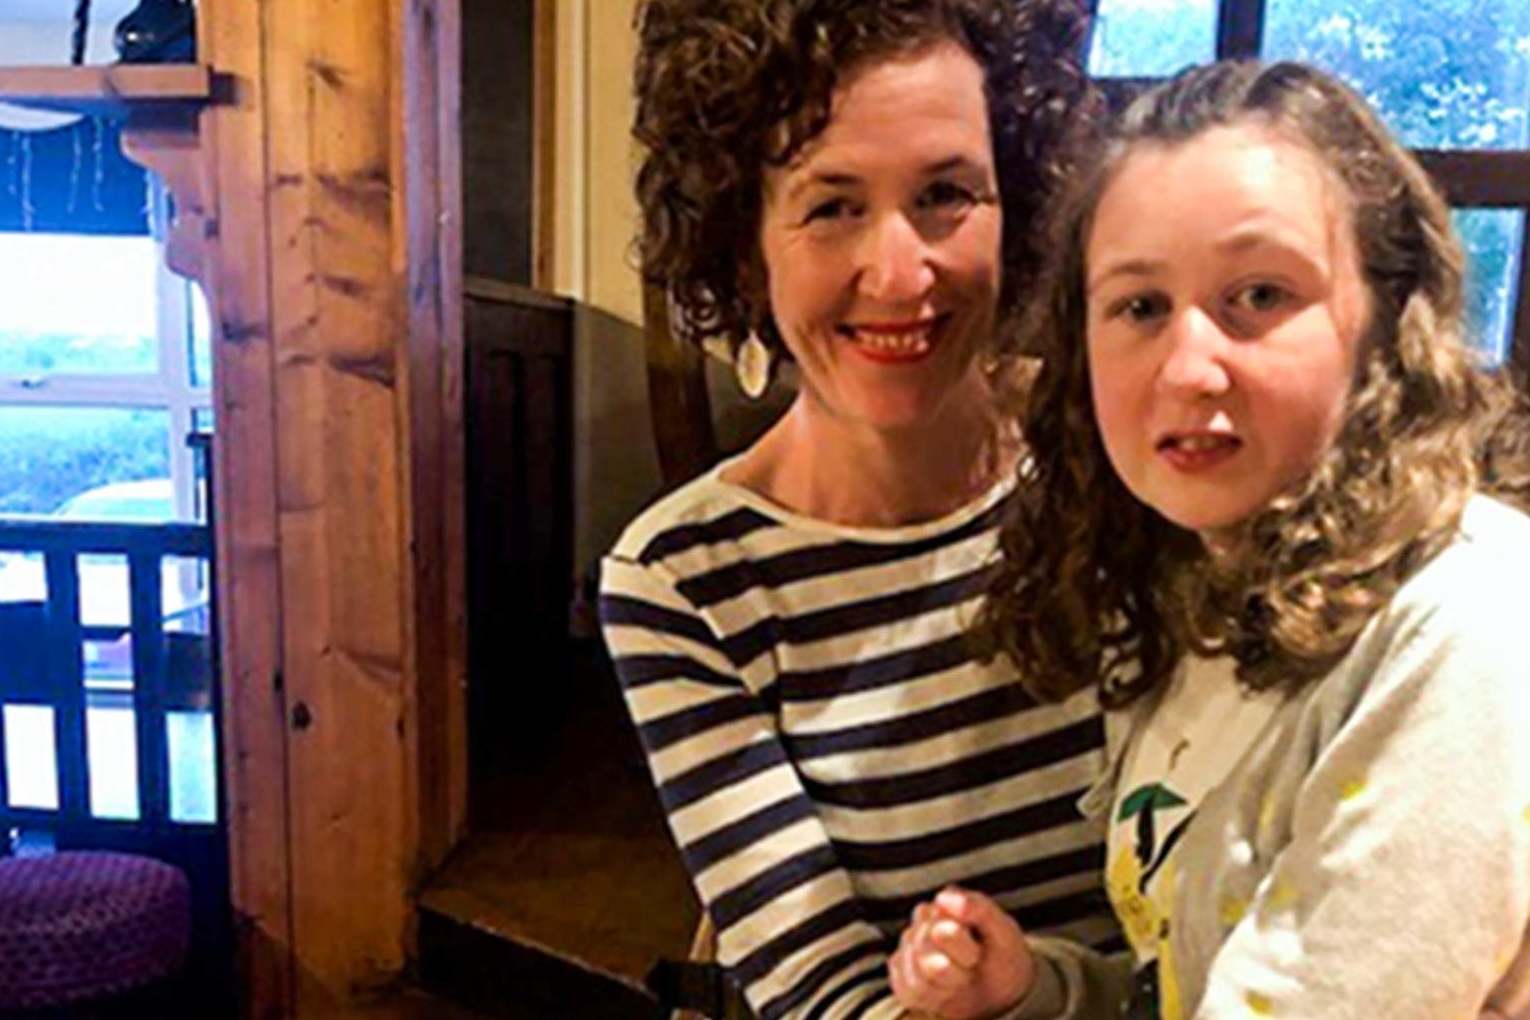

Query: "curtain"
(0, 117), (148, 236)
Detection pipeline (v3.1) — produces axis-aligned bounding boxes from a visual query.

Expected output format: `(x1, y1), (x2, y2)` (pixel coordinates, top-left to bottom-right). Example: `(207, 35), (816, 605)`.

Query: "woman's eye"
(1231, 282), (1291, 313)
(919, 180), (977, 210)
(803, 198), (853, 223)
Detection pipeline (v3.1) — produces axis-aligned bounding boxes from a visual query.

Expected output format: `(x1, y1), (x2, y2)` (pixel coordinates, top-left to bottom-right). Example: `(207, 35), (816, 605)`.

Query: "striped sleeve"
(601, 553), (909, 1020)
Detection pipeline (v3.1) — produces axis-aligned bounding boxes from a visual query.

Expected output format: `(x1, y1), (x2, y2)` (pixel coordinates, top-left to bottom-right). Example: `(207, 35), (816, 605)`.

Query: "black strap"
(1123, 960), (1161, 1020)
(646, 960), (755, 1020)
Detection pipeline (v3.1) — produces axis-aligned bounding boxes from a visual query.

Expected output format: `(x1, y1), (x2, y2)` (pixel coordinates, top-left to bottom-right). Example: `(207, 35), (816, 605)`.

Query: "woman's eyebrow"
(781, 153), (988, 204)
(923, 154), (985, 176)
(782, 170), (860, 204)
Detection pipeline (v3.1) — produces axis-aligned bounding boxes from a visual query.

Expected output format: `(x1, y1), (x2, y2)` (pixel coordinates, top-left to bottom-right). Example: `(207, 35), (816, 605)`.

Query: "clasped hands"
(888, 887), (1516, 1020)
(889, 887), (1035, 1020)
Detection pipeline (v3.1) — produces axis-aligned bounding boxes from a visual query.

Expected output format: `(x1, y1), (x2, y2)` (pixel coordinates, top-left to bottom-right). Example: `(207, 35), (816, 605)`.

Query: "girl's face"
(757, 40), (1002, 432)
(1084, 123), (1372, 540)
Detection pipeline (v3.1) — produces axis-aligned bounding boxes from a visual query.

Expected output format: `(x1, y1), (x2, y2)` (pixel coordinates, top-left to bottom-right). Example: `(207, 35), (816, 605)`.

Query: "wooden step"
(420, 643), (701, 1019)
(301, 982), (503, 1020)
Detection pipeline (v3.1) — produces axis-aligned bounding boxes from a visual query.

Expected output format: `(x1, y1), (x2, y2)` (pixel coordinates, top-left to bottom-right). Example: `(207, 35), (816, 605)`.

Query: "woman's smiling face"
(1084, 122), (1373, 538)
(757, 40), (1003, 433)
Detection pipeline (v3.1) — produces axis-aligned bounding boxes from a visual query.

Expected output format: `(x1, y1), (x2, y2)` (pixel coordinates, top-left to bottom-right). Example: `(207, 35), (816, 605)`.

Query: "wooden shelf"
(0, 64), (213, 117)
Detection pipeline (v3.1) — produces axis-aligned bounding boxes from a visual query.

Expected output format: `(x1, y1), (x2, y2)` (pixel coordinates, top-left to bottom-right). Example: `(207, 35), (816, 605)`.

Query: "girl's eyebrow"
(1087, 230), (1327, 296)
(1087, 258), (1163, 296)
(1213, 229), (1326, 273)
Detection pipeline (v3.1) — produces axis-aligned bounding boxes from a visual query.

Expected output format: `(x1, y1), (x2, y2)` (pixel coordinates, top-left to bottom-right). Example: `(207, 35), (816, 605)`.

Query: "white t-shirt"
(1106, 655), (1283, 1019)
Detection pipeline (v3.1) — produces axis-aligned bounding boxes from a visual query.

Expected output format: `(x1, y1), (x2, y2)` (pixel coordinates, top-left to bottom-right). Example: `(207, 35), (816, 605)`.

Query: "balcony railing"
(0, 515), (216, 841)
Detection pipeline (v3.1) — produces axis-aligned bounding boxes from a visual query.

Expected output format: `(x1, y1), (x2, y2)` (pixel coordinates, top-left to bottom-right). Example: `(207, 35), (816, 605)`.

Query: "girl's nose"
(1158, 306), (1231, 399)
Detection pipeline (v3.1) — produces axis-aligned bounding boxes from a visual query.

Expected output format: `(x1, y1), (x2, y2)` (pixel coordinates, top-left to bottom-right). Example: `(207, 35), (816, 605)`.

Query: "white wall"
(547, 0), (792, 575)
(545, 0), (662, 576)
(0, 3), (140, 129)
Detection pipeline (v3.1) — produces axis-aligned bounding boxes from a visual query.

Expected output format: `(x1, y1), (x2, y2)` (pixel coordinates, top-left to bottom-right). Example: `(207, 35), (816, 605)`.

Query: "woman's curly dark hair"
(979, 59), (1530, 707)
(632, 0), (1098, 360)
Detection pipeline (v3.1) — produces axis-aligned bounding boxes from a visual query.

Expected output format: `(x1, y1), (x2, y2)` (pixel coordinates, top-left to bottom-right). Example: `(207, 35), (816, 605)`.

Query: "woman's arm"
(602, 553), (915, 1020)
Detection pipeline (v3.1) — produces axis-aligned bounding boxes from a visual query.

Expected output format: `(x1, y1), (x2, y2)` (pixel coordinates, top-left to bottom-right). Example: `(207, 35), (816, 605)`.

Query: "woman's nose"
(855, 211), (935, 302)
(1158, 306), (1232, 398)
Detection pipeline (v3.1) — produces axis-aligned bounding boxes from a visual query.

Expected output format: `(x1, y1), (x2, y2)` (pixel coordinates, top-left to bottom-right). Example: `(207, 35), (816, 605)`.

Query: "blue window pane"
(1264, 0), (1530, 150)
(1453, 209), (1524, 366)
(1087, 0), (1217, 77)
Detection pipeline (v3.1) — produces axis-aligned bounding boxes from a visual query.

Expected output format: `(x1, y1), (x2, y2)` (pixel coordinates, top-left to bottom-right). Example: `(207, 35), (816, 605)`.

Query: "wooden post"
(198, 0), (465, 1010)
(5, 0), (466, 1011)
(257, 0), (465, 1003)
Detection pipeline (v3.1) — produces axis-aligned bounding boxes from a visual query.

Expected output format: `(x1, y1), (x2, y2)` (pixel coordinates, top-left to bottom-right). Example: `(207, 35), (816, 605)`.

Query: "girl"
(888, 60), (1530, 1020)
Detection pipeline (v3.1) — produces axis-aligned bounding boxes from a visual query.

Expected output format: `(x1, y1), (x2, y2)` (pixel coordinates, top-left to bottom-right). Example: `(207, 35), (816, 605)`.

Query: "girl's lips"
(1156, 432), (1242, 473)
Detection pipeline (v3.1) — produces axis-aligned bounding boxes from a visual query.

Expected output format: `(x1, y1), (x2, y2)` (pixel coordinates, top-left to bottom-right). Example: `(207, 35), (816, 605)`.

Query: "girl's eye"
(1231, 282), (1291, 313)
(1108, 293), (1170, 323)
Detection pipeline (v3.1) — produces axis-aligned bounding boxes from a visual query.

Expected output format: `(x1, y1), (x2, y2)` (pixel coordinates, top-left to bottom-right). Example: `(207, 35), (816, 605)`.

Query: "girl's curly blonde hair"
(980, 60), (1530, 707)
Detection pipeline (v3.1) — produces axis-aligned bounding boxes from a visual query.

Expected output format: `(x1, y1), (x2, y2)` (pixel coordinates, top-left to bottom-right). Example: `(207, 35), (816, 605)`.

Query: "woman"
(890, 60), (1530, 1020)
(598, 3), (1118, 1019)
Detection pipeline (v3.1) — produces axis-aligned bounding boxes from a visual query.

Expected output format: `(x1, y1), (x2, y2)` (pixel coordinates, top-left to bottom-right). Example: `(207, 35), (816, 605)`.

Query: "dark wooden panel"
(43, 549), (88, 821)
(1415, 151), (1530, 208)
(0, 519), (208, 556)
(1512, 214), (1530, 381)
(129, 549), (171, 826)
(643, 284), (719, 489)
(463, 284), (575, 778)
(462, 0), (534, 284)
(1216, 0), (1266, 59)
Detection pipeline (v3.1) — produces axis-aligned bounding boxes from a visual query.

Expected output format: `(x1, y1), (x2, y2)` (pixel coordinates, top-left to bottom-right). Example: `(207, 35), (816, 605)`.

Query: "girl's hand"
(889, 887), (1036, 1020)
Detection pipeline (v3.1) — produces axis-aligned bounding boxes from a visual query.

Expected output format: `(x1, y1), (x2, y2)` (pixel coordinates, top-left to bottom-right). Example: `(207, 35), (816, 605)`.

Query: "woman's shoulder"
(606, 468), (764, 565)
(609, 459), (1016, 567)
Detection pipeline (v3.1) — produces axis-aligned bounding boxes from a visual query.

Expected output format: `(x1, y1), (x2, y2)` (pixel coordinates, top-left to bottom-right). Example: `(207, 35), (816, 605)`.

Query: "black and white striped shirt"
(600, 465), (1119, 1020)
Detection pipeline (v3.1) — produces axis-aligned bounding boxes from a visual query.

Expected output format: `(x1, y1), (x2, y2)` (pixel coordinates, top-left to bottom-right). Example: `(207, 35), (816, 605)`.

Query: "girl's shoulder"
(1312, 494), (1530, 715)
(1391, 494), (1530, 628)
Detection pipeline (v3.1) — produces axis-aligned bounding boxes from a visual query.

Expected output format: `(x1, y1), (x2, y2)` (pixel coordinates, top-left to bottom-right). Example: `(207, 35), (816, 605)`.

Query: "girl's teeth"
(858, 331), (930, 354)
(1178, 436), (1231, 452)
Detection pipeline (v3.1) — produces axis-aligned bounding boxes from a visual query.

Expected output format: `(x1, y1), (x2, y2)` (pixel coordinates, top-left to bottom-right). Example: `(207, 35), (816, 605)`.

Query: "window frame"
(0, 213), (212, 524)
(1083, 0), (1530, 374)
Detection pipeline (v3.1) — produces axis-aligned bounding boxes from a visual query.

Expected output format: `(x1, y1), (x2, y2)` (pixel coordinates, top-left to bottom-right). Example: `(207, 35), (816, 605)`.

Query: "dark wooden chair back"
(643, 284), (721, 489)
(0, 600), (49, 703)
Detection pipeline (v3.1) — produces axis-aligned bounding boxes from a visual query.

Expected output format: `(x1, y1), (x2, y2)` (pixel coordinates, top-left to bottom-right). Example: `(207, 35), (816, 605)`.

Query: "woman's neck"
(723, 376), (1015, 527)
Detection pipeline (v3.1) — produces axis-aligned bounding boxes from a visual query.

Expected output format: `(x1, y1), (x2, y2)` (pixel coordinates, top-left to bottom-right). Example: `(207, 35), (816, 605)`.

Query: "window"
(1084, 0), (1530, 368)
(0, 181), (218, 826)
(0, 212), (212, 523)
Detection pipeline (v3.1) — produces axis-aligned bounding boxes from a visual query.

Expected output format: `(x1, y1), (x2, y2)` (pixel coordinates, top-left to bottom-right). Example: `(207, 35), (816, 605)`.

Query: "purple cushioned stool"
(0, 851), (191, 1012)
